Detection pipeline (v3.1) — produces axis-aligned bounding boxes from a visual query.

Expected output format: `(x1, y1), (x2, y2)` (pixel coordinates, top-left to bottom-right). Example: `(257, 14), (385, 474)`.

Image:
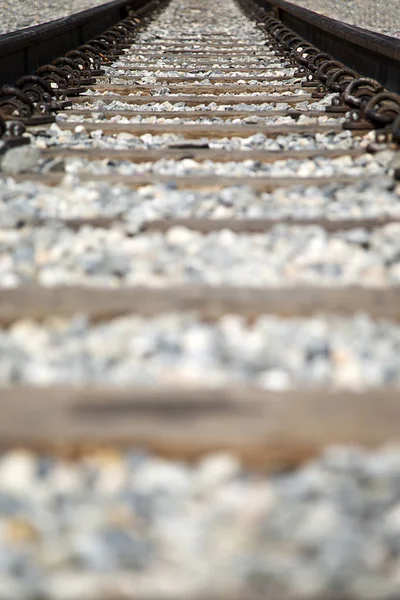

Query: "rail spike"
(342, 78), (385, 129)
(0, 112), (29, 149)
(15, 75), (53, 109)
(0, 85), (34, 120)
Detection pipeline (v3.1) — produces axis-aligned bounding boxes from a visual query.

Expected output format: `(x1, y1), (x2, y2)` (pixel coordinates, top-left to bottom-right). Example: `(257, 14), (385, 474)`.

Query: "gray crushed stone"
(38, 150), (394, 179)
(0, 0), (112, 34)
(1, 312), (400, 389)
(57, 113), (343, 125)
(72, 99), (314, 111)
(1, 178), (400, 225)
(0, 146), (41, 175)
(289, 0), (400, 37)
(0, 446), (400, 599)
(31, 123), (364, 151)
(1, 223), (400, 288)
(2, 0), (400, 597)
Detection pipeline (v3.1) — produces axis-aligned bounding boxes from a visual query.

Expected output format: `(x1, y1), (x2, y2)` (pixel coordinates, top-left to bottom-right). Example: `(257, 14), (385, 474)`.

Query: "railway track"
(1, 0), (400, 595)
(1, 0), (400, 462)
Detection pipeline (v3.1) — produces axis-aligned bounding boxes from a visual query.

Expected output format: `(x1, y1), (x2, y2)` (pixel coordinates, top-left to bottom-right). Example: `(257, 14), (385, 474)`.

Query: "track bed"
(1, 0), (400, 596)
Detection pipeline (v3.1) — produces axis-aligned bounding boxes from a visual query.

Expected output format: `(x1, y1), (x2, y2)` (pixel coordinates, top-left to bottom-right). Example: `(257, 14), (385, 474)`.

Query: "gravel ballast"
(1, 223), (400, 288)
(2, 0), (400, 596)
(1, 446), (400, 599)
(34, 152), (393, 178)
(31, 123), (359, 152)
(1, 312), (400, 389)
(0, 0), (114, 35)
(277, 0), (400, 37)
(2, 178), (400, 225)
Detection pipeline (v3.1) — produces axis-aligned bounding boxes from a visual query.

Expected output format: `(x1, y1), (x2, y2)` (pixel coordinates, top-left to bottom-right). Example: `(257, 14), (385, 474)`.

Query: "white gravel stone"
(34, 151), (393, 179)
(0, 0), (115, 34)
(195, 454), (241, 492)
(1, 223), (399, 288)
(2, 0), (400, 597)
(0, 146), (41, 174)
(2, 175), (399, 225)
(290, 0), (400, 37)
(0, 312), (400, 390)
(0, 450), (37, 495)
(0, 446), (399, 597)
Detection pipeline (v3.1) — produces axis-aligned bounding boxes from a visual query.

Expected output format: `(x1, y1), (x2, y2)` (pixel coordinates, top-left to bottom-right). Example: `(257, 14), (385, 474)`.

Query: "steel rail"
(0, 0), (160, 86)
(251, 0), (400, 92)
